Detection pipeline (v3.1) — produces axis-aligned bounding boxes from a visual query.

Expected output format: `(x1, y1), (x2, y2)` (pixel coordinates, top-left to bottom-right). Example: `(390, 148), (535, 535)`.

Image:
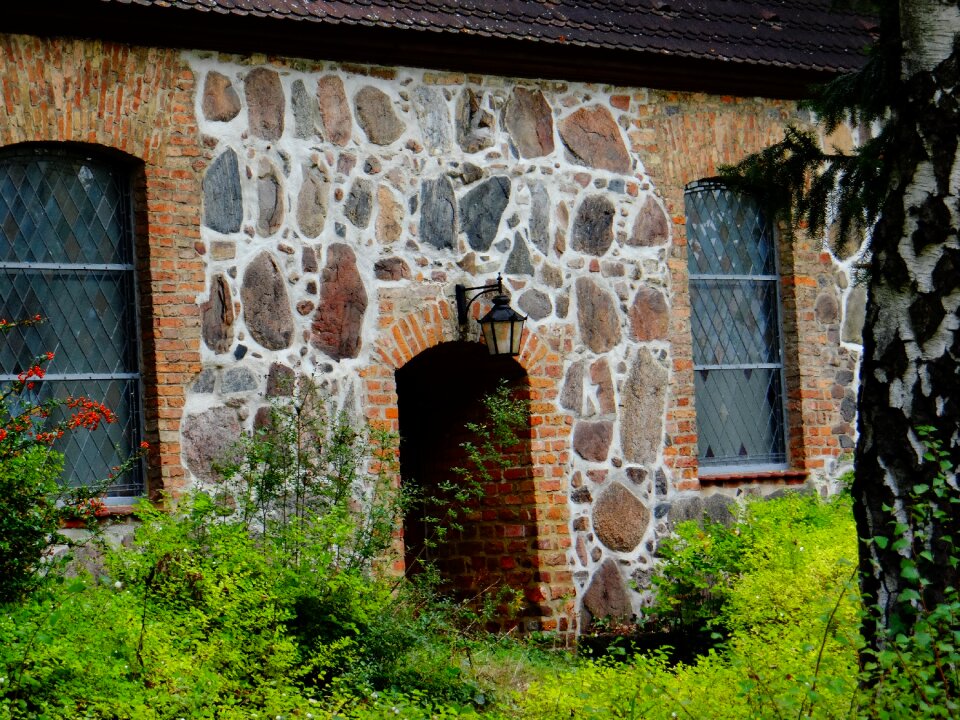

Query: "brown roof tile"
(99, 0), (876, 73)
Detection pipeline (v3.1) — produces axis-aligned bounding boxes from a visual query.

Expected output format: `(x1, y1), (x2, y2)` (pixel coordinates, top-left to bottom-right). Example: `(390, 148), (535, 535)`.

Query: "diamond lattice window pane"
(685, 181), (787, 469)
(694, 368), (786, 467)
(0, 146), (142, 497)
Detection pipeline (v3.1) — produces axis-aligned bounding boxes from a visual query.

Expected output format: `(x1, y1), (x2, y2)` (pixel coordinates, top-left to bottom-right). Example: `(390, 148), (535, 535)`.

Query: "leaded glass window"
(0, 145), (143, 498)
(685, 180), (787, 472)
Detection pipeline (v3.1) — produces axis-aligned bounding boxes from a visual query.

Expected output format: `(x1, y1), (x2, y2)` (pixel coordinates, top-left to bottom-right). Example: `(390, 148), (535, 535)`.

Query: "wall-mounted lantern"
(455, 275), (527, 356)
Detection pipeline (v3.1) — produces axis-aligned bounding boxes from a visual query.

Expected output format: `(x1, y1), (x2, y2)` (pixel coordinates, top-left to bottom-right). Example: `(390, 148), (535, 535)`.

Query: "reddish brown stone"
(628, 196), (670, 246)
(592, 482), (649, 552)
(354, 86), (405, 145)
(244, 67), (284, 141)
(590, 357), (616, 415)
(559, 106), (630, 174)
(201, 273), (235, 354)
(374, 257), (411, 281)
(582, 559), (632, 627)
(311, 243), (368, 360)
(629, 286), (669, 341)
(318, 75), (352, 146)
(504, 87), (554, 158)
(573, 420), (613, 462)
(266, 362), (295, 397)
(575, 277), (621, 353)
(202, 71), (241, 122)
(815, 291), (840, 323)
(241, 251), (294, 350)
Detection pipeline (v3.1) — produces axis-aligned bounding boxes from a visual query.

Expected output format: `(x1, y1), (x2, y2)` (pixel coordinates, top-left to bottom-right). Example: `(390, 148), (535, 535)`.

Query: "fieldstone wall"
(176, 52), (869, 634)
(0, 27), (868, 637)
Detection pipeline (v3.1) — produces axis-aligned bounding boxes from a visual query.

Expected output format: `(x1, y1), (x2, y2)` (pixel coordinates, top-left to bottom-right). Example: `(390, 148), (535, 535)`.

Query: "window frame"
(0, 143), (146, 500)
(684, 179), (789, 476)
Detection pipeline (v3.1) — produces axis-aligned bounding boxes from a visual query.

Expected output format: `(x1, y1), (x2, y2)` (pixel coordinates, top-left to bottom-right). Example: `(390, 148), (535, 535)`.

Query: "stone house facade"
(1, 1), (875, 639)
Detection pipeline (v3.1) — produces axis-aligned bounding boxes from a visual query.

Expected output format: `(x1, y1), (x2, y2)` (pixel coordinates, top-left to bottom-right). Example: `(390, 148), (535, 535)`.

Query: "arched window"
(0, 144), (143, 498)
(684, 180), (787, 473)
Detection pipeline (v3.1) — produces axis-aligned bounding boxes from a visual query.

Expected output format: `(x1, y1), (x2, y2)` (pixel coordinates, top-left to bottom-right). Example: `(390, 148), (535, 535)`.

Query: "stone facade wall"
(0, 32), (868, 637)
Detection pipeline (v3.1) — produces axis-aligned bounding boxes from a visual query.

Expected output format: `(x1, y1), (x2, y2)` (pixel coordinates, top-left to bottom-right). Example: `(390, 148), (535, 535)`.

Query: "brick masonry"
(0, 33), (867, 639)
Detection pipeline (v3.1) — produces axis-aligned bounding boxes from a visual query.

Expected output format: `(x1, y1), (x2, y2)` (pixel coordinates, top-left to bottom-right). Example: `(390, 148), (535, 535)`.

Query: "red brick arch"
(360, 297), (577, 637)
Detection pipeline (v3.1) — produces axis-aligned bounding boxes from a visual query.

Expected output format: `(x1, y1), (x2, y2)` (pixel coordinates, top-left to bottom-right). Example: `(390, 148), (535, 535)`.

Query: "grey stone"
(572, 195), (615, 257)
(241, 251), (294, 350)
(202, 71), (241, 122)
(318, 75), (352, 146)
(528, 180), (551, 256)
(840, 397), (857, 423)
(203, 149), (243, 234)
(244, 67), (284, 141)
(292, 79), (322, 139)
(182, 406), (241, 482)
(815, 291), (840, 324)
(412, 86), (452, 154)
(234, 344), (247, 360)
(666, 496), (704, 530)
(302, 245), (319, 273)
(420, 177), (457, 250)
(555, 293), (569, 318)
(621, 349), (667, 464)
(842, 285), (867, 343)
(256, 164), (284, 236)
(345, 178), (374, 229)
(593, 482), (650, 552)
(582, 559), (632, 628)
(311, 243), (368, 360)
(192, 368), (217, 394)
(223, 366), (258, 393)
(629, 196), (670, 247)
(655, 468), (668, 496)
(266, 362), (295, 397)
(201, 273), (235, 354)
(575, 277), (621, 353)
(297, 165), (328, 239)
(460, 176), (511, 252)
(355, 86), (405, 145)
(574, 420), (613, 462)
(558, 106), (631, 174)
(456, 88), (494, 153)
(560, 359), (585, 414)
(374, 257), (412, 281)
(518, 288), (551, 320)
(503, 87), (554, 158)
(505, 233), (534, 275)
(704, 494), (736, 526)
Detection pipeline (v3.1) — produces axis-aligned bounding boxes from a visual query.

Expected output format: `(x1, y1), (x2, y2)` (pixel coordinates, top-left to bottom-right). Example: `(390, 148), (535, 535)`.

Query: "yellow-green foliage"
(511, 492), (862, 720)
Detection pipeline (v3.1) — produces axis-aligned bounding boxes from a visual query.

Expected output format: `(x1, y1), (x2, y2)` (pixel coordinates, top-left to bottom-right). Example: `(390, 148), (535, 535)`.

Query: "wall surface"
(0, 33), (868, 637)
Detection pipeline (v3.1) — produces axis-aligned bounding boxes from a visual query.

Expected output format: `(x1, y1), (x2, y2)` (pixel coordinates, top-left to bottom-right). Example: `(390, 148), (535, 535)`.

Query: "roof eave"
(3, 1), (859, 99)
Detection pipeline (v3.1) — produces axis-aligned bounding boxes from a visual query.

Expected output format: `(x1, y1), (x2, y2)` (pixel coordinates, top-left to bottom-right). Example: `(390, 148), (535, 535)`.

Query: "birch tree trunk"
(852, 0), (960, 647)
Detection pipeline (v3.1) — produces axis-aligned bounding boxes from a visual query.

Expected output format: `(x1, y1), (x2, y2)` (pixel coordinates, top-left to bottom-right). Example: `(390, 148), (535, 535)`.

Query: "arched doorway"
(397, 341), (539, 632)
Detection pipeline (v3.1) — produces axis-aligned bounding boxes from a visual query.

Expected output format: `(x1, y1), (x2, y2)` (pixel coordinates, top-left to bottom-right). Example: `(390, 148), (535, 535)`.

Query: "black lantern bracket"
(455, 274), (506, 328)
(454, 274), (527, 356)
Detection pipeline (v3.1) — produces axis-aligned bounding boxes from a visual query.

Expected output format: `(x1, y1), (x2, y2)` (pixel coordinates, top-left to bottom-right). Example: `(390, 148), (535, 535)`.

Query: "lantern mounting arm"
(455, 274), (505, 326)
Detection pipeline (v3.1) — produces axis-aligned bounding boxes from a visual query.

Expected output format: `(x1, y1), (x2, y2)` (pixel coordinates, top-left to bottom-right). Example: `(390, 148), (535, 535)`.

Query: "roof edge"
(3, 1), (855, 99)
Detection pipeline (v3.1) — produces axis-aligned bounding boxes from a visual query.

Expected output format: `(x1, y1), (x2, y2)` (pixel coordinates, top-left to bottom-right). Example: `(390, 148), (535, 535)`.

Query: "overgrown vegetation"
(3, 317), (958, 716)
